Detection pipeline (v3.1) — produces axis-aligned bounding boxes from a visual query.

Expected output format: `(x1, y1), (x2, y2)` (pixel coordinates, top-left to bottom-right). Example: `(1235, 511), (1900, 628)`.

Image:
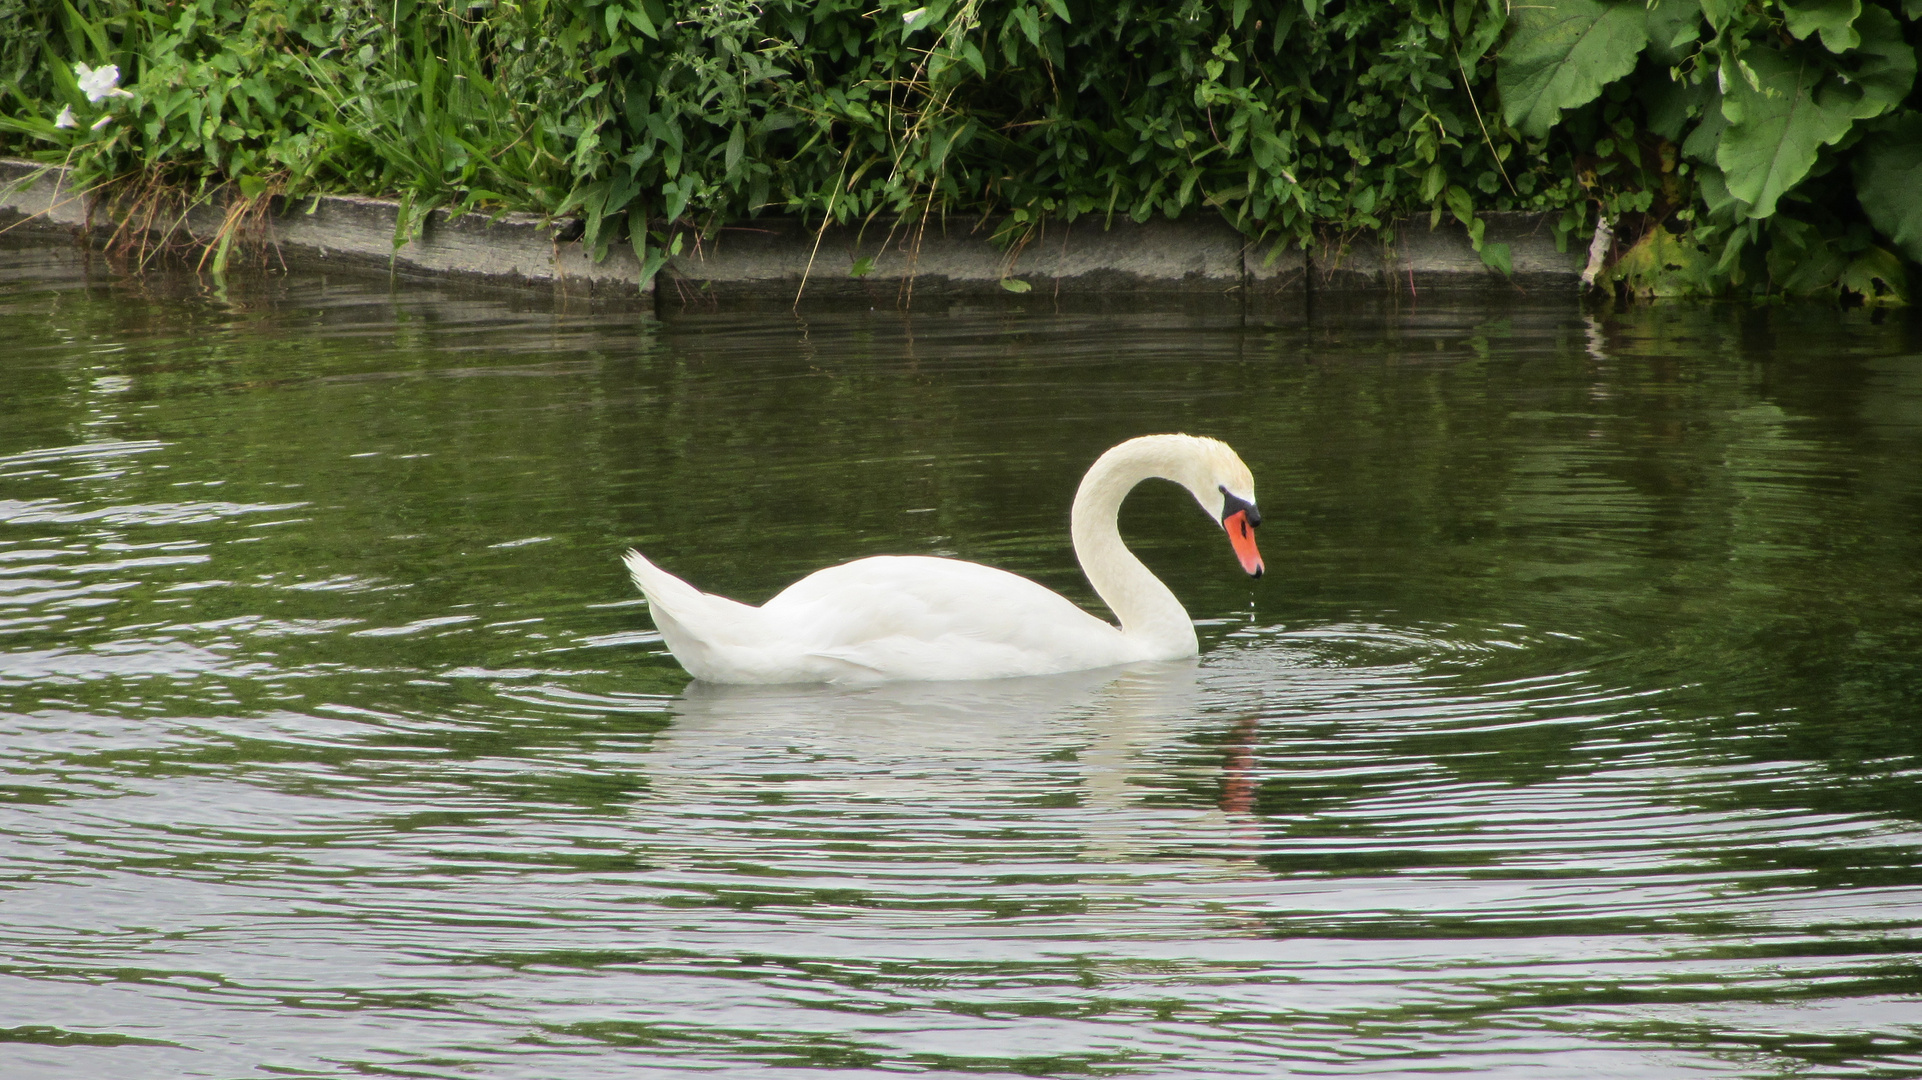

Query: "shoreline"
(1, 157), (1584, 313)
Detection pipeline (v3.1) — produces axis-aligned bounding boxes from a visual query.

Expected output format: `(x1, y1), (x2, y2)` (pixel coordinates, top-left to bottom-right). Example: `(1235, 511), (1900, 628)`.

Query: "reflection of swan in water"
(638, 661), (1213, 859)
(659, 661), (1203, 782)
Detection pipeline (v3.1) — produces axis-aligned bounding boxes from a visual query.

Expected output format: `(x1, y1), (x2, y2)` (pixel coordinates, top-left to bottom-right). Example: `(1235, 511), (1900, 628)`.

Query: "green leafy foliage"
(1781, 0), (1863, 53)
(1606, 225), (1715, 296)
(1854, 112), (1922, 262)
(1497, 0), (1921, 302)
(1843, 5), (1920, 118)
(1839, 243), (1909, 299)
(0, 0), (1916, 303)
(1645, 0), (1705, 65)
(0, 0), (47, 94)
(1715, 46), (1857, 219)
(1498, 0), (1647, 138)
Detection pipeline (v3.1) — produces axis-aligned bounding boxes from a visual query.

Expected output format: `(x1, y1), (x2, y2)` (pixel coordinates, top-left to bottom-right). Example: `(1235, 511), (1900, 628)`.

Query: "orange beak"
(1225, 509), (1263, 578)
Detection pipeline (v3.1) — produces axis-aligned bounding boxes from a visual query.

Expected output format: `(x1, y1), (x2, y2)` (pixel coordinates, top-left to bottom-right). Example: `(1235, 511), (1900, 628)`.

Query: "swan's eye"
(1219, 485), (1260, 528)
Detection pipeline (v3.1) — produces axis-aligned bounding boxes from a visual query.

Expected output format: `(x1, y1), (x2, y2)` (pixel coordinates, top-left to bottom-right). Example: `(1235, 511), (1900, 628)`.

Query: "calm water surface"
(2, 239), (1921, 1078)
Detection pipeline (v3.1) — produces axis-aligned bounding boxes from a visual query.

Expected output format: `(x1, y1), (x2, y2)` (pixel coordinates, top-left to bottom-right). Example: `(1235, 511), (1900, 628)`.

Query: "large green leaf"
(1854, 112), (1922, 263)
(1780, 0), (1861, 54)
(1716, 46), (1857, 219)
(1696, 164), (1751, 220)
(1681, 89), (1727, 162)
(1833, 5), (1917, 121)
(1606, 225), (1717, 297)
(1498, 0), (1648, 139)
(1839, 246), (1908, 305)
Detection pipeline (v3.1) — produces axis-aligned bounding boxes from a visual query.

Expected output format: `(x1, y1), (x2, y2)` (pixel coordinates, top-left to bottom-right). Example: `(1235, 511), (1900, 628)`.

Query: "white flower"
(902, 6), (928, 25)
(91, 114), (113, 130)
(74, 62), (132, 104)
(54, 105), (76, 128)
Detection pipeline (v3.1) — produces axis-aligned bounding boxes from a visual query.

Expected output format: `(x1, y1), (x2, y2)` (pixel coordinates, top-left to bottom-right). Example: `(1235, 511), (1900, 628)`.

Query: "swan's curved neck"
(1070, 438), (1201, 657)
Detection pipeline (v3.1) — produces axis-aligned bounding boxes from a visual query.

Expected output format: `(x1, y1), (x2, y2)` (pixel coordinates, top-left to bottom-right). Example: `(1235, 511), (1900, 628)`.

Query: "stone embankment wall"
(2, 158), (1582, 311)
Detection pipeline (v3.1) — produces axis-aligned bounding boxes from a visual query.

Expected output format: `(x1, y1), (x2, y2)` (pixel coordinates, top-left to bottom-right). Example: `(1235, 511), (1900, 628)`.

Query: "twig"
(795, 142), (858, 310)
(0, 162), (114, 238)
(1457, 54), (1517, 197)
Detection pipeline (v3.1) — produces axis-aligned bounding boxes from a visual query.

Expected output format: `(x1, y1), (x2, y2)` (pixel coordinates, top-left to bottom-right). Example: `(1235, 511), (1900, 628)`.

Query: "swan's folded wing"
(768, 556), (1133, 680)
(805, 636), (1075, 682)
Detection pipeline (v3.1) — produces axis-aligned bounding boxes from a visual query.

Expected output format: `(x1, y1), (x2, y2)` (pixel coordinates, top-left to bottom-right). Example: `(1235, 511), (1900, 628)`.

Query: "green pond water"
(2, 237), (1921, 1078)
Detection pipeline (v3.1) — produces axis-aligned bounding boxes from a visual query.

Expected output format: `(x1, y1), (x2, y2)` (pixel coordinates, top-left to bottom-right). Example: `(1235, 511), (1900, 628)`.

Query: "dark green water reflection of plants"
(2, 239), (1920, 1078)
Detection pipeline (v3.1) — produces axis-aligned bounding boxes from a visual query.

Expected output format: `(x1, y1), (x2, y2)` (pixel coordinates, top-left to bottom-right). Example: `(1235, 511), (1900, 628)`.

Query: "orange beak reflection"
(1225, 509), (1263, 578)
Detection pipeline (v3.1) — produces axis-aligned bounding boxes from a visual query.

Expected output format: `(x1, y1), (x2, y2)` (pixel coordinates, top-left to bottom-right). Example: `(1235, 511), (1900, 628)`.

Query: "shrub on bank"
(2, 0), (1917, 301)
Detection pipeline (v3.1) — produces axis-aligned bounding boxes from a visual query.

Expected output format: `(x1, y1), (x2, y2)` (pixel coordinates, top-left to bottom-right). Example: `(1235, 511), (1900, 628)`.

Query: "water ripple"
(2, 241), (1919, 1077)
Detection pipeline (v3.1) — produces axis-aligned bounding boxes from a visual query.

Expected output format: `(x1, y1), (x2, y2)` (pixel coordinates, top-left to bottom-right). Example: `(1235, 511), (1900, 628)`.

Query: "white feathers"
(624, 434), (1260, 684)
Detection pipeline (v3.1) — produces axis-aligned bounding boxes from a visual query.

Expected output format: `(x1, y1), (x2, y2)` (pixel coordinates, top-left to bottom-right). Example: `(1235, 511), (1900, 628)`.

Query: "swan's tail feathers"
(623, 549), (702, 613)
(622, 549), (764, 645)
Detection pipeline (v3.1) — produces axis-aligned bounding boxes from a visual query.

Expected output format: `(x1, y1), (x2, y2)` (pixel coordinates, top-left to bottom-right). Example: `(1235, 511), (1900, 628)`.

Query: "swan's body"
(624, 434), (1262, 684)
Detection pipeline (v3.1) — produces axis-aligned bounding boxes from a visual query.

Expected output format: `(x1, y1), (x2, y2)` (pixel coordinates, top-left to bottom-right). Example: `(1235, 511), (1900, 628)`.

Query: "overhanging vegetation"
(2, 0), (1917, 301)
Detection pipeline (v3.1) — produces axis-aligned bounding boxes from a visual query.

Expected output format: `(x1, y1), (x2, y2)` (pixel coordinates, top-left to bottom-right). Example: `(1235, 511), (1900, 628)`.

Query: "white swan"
(623, 433), (1263, 684)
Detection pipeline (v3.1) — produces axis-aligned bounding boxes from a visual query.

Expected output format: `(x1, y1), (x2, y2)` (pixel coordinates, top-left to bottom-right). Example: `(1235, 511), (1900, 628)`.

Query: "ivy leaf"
(1854, 112), (1922, 263)
(999, 277), (1032, 293)
(1498, 0), (1648, 139)
(1716, 45), (1856, 219)
(1780, 0), (1861, 54)
(1479, 241), (1513, 276)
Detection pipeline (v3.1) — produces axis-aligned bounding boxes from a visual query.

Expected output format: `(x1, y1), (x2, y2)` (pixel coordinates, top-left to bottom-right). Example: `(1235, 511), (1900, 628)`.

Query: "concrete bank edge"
(2, 158), (1584, 308)
(0, 158), (648, 297)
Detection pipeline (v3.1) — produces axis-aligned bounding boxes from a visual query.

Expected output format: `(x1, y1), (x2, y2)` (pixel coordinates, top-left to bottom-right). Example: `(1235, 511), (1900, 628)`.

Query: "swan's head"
(1109, 434), (1263, 579)
(1077, 433), (1265, 579)
(1184, 437), (1263, 579)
